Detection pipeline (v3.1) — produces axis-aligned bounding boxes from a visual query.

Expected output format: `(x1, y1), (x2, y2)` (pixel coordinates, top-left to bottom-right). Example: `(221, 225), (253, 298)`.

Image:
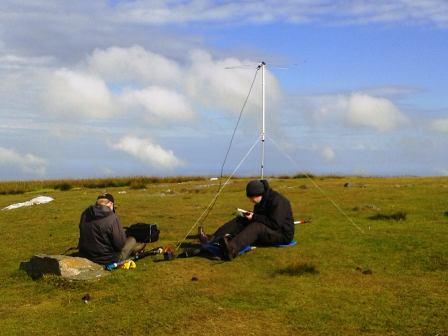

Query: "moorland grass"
(0, 176), (447, 335)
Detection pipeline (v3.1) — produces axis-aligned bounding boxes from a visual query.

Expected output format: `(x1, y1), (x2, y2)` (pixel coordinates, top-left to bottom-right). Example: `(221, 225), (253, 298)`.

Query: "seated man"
(78, 193), (144, 265)
(199, 179), (294, 260)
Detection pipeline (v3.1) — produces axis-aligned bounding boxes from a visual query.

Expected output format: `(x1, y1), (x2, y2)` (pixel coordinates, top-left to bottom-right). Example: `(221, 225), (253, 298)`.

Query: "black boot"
(219, 235), (235, 261)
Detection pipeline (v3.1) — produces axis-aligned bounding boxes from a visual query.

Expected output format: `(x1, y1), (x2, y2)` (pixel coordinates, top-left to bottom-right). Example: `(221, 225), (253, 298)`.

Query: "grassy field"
(0, 176), (447, 335)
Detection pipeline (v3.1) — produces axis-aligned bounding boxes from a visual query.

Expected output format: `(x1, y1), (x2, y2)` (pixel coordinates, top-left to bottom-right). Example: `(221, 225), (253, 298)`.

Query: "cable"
(267, 135), (365, 234)
(195, 66), (260, 228)
(174, 65), (262, 251)
(219, 66), (260, 180)
(175, 137), (260, 251)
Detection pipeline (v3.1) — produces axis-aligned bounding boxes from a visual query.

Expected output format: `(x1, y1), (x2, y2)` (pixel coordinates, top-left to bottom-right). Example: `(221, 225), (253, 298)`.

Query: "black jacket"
(251, 180), (295, 242)
(78, 205), (126, 265)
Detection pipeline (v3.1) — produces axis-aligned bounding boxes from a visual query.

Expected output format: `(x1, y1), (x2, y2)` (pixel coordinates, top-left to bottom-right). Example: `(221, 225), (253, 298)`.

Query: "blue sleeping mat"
(201, 240), (296, 259)
(274, 240), (297, 247)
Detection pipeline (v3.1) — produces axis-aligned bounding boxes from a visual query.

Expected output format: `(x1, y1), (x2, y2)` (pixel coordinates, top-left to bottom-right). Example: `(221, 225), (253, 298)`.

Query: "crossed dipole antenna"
(174, 59), (362, 251)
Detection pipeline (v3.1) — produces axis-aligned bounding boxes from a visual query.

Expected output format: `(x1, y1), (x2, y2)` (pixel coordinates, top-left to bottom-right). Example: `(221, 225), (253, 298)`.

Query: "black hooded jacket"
(78, 205), (127, 265)
(251, 180), (295, 242)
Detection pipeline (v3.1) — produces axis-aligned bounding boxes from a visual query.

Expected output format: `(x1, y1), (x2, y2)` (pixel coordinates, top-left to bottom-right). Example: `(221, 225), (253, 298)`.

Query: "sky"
(0, 0), (447, 180)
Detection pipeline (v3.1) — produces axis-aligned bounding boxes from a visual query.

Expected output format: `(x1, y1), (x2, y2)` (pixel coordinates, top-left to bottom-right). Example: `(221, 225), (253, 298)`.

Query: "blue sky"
(0, 1), (447, 180)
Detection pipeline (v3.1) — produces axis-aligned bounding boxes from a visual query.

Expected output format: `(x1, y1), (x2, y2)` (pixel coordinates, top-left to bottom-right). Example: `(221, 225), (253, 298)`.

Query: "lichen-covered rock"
(20, 254), (109, 281)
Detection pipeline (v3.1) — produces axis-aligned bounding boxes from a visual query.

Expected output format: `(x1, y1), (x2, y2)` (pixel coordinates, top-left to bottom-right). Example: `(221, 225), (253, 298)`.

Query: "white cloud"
(87, 45), (181, 86)
(3, 1), (448, 31)
(0, 54), (55, 70)
(0, 147), (46, 176)
(3, 46), (272, 136)
(119, 86), (195, 122)
(362, 85), (422, 98)
(36, 47), (265, 124)
(430, 118), (448, 133)
(40, 68), (116, 118)
(186, 49), (281, 115)
(437, 169), (448, 176)
(301, 92), (407, 132)
(112, 136), (183, 169)
(346, 93), (407, 132)
(112, 0), (448, 27)
(321, 146), (335, 161)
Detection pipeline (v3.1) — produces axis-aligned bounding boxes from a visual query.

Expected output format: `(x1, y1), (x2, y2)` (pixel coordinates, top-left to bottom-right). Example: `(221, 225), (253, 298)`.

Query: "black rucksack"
(125, 223), (160, 243)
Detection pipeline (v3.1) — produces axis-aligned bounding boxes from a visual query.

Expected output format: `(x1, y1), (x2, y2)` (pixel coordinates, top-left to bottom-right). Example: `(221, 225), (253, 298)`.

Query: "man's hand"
(244, 211), (254, 221)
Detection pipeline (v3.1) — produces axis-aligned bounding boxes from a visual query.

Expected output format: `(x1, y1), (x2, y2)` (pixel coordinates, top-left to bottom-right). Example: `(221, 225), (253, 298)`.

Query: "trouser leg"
(119, 236), (146, 261)
(212, 216), (249, 241)
(228, 222), (285, 256)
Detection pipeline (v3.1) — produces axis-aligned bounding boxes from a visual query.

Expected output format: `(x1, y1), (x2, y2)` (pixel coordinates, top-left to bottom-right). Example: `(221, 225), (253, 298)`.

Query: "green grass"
(0, 176), (447, 335)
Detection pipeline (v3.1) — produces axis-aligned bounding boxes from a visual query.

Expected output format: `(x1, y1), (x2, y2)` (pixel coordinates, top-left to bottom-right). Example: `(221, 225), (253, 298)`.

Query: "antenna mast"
(260, 61), (266, 179)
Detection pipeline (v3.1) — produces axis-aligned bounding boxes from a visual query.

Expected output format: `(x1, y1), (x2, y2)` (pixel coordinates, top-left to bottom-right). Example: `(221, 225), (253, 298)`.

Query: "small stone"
(344, 182), (367, 188)
(191, 276), (199, 281)
(82, 293), (91, 303)
(364, 204), (380, 211)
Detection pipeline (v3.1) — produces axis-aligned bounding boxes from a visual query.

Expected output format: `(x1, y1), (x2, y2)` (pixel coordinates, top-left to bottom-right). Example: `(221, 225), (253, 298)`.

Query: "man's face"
(248, 195), (262, 204)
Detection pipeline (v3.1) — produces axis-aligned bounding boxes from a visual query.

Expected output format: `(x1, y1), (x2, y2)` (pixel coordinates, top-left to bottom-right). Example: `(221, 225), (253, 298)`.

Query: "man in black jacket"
(199, 180), (294, 260)
(78, 193), (143, 265)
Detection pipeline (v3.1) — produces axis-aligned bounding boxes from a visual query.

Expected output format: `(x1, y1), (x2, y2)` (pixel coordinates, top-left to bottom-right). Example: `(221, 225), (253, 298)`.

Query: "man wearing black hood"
(199, 180), (294, 260)
(78, 193), (142, 265)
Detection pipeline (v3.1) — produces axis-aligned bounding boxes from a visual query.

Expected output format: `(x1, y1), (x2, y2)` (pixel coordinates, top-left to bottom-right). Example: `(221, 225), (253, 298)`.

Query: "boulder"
(20, 254), (109, 281)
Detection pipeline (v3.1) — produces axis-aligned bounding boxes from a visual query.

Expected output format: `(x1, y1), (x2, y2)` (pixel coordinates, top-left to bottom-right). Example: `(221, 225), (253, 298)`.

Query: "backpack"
(125, 223), (160, 243)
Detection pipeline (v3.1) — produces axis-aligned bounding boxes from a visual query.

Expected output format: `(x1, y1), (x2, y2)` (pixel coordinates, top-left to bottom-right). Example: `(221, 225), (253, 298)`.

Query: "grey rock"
(363, 204), (380, 211)
(344, 182), (367, 188)
(20, 254), (109, 281)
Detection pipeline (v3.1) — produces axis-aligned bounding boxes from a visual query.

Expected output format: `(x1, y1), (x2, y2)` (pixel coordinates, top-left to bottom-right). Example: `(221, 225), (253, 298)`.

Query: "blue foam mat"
(274, 240), (297, 247)
(201, 240), (296, 258)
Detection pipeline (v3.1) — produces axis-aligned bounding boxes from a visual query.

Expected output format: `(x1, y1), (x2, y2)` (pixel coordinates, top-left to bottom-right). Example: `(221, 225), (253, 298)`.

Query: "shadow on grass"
(273, 262), (319, 277)
(368, 211), (407, 221)
(176, 242), (222, 261)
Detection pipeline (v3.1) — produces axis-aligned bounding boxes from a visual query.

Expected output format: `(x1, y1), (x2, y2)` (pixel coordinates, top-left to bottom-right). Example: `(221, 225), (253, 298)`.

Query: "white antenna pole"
(260, 61), (266, 179)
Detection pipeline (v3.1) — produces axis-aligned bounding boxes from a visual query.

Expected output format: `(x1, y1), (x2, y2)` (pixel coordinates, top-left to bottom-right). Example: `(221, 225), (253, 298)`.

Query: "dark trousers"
(213, 217), (286, 255)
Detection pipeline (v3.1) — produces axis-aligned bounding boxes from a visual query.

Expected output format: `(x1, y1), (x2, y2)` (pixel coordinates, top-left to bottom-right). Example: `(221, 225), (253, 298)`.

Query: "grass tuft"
(0, 189), (25, 195)
(54, 183), (73, 191)
(129, 181), (146, 190)
(273, 261), (319, 276)
(292, 172), (315, 179)
(368, 211), (407, 221)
